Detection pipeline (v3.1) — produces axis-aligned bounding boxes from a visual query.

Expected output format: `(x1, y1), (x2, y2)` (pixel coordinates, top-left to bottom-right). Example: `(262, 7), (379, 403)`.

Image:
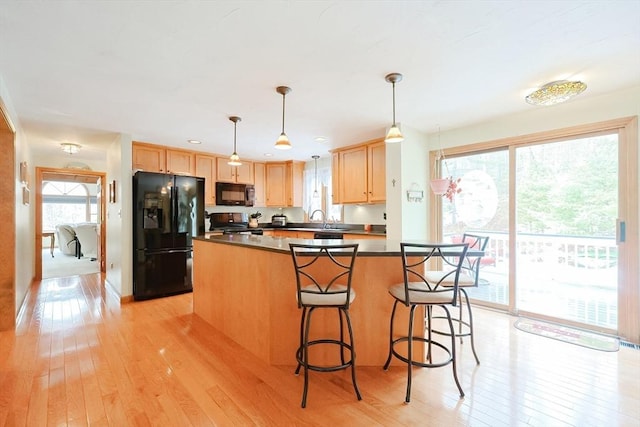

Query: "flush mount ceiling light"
(187, 139), (202, 145)
(275, 86), (292, 150)
(384, 72), (404, 143)
(60, 142), (81, 155)
(312, 155), (320, 198)
(228, 116), (242, 166)
(525, 80), (587, 106)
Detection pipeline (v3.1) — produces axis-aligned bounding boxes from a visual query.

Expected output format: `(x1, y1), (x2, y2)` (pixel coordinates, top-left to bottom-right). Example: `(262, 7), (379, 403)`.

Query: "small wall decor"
(22, 187), (29, 205)
(406, 183), (424, 203)
(109, 180), (116, 203)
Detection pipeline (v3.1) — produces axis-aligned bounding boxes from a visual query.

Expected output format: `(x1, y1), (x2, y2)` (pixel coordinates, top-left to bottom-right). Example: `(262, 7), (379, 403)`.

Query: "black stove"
(208, 212), (263, 235)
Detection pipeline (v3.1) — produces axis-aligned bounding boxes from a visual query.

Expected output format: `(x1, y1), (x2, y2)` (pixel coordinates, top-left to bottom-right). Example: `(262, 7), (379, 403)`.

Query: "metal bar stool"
(383, 242), (469, 403)
(289, 243), (361, 408)
(427, 233), (489, 364)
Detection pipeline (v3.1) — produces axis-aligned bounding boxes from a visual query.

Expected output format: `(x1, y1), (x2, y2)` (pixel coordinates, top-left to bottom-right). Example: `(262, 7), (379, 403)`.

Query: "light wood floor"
(1, 273), (639, 426)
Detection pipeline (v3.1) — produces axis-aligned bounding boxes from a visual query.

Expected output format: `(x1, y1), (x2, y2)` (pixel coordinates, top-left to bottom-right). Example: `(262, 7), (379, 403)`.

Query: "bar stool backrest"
(400, 242), (469, 306)
(289, 243), (359, 308)
(460, 233), (490, 286)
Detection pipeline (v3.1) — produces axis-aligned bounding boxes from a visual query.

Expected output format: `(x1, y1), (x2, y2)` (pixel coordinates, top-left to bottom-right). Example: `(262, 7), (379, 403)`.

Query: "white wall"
(32, 152), (107, 172)
(105, 134), (132, 297)
(384, 125), (429, 240)
(1, 74), (33, 317)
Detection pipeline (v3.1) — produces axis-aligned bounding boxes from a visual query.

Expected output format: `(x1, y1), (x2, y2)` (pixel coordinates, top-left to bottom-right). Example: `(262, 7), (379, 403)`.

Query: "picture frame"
(109, 180), (116, 203)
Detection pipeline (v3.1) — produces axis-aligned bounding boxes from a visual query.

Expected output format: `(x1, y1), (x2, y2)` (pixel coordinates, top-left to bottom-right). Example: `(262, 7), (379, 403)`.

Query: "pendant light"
(228, 116), (242, 166)
(312, 155), (320, 198)
(384, 72), (404, 143)
(275, 86), (292, 150)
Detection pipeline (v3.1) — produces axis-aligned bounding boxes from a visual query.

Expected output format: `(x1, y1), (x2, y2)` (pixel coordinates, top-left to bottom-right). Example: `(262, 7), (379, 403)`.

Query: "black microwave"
(215, 182), (255, 206)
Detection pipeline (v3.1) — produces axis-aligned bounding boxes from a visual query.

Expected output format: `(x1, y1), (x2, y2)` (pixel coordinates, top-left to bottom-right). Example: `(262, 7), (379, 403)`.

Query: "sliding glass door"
(514, 134), (618, 329)
(440, 150), (510, 308)
(435, 118), (637, 338)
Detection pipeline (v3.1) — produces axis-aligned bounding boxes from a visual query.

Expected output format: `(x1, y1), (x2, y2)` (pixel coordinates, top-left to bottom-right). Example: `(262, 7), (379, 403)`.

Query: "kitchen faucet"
(310, 209), (327, 228)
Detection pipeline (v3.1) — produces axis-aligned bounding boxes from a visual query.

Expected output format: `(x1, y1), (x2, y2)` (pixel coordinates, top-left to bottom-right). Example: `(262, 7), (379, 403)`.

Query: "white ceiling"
(1, 1), (639, 163)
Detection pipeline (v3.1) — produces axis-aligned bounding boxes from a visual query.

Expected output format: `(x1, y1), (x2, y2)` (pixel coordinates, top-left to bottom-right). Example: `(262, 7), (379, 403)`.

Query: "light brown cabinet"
(266, 161), (303, 207)
(195, 154), (217, 205)
(216, 157), (254, 184)
(132, 142), (195, 175)
(166, 149), (195, 175)
(366, 141), (386, 203)
(332, 138), (385, 204)
(331, 152), (341, 204)
(133, 142), (166, 173)
(253, 162), (266, 207)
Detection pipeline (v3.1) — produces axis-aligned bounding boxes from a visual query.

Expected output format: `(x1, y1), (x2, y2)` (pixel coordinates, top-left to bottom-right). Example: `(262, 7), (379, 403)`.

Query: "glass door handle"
(616, 219), (626, 244)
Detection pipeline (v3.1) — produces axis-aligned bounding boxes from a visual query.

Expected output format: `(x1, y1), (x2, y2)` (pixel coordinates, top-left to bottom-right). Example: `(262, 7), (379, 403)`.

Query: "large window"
(304, 165), (341, 222)
(42, 181), (97, 230)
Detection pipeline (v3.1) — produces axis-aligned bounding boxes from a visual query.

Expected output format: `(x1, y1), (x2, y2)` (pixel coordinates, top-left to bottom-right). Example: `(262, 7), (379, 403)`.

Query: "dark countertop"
(259, 222), (386, 236)
(194, 234), (482, 257)
(266, 227), (386, 237)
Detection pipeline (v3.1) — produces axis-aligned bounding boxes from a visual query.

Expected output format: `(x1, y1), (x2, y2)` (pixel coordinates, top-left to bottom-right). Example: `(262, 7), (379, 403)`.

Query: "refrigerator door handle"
(143, 248), (192, 255)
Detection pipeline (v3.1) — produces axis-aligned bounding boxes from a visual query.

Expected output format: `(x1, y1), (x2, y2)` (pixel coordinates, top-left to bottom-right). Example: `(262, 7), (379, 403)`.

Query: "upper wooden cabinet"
(132, 142), (194, 175)
(195, 154), (216, 205)
(332, 138), (385, 204)
(216, 157), (254, 184)
(331, 152), (341, 204)
(266, 161), (303, 207)
(133, 143), (166, 173)
(366, 141), (386, 203)
(253, 162), (266, 208)
(166, 149), (195, 175)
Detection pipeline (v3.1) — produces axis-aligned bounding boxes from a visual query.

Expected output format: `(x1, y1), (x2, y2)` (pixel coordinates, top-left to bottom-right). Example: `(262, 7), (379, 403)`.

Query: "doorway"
(432, 117), (638, 341)
(35, 167), (106, 280)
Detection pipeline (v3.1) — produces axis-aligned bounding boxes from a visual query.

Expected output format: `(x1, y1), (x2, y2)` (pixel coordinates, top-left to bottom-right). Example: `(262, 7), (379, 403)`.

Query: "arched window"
(42, 181), (97, 230)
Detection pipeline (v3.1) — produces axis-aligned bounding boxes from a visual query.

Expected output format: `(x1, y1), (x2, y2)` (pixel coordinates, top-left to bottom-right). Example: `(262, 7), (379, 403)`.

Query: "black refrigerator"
(133, 171), (205, 300)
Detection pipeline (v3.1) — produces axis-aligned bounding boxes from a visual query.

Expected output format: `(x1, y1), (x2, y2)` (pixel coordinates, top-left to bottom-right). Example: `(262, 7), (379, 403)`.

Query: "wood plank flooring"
(1, 273), (639, 426)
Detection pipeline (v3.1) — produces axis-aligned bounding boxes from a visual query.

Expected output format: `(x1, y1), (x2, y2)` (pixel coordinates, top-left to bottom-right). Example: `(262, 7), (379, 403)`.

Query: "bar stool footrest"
(296, 339), (355, 373)
(389, 336), (453, 368)
(430, 316), (472, 338)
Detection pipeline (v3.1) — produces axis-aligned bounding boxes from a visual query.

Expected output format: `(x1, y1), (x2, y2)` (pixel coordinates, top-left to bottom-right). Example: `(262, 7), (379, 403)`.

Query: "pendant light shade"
(312, 155), (320, 198)
(384, 73), (404, 143)
(275, 86), (292, 150)
(228, 116), (242, 166)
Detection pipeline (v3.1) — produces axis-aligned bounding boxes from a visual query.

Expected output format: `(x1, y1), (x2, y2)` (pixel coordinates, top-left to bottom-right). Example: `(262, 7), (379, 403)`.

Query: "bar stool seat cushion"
(425, 270), (476, 286)
(388, 282), (454, 304)
(298, 285), (356, 306)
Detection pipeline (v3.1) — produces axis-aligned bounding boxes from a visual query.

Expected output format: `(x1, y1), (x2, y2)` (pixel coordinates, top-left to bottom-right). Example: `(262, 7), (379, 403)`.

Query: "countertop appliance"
(271, 214), (287, 227)
(133, 171), (205, 300)
(215, 182), (255, 206)
(209, 212), (264, 235)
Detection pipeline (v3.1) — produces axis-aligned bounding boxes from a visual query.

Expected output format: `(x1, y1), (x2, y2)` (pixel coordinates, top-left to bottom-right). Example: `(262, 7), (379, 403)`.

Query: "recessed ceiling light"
(314, 136), (327, 143)
(264, 153), (274, 157)
(188, 139), (202, 144)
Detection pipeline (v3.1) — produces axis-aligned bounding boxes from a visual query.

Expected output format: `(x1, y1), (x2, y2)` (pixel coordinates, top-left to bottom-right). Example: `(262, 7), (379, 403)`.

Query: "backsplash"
(204, 204), (386, 225)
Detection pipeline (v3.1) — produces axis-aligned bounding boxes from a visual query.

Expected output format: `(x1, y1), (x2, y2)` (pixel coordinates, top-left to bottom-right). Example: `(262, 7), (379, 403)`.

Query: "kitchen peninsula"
(193, 234), (431, 367)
